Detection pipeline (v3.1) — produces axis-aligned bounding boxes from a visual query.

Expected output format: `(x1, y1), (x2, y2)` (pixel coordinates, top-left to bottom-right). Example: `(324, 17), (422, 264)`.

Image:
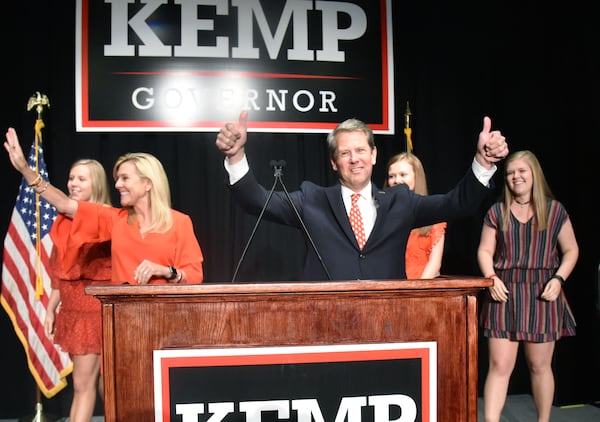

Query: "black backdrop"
(1, 1), (598, 418)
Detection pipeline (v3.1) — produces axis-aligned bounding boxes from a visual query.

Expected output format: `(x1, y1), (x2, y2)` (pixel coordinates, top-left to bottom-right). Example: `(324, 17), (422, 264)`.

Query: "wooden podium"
(87, 277), (490, 421)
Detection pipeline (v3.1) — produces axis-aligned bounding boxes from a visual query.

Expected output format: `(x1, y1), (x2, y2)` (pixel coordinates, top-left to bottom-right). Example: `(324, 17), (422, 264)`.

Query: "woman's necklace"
(514, 198), (530, 207)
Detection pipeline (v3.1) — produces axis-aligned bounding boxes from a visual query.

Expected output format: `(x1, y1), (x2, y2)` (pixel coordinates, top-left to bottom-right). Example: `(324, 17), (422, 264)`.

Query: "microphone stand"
(231, 160), (332, 282)
(231, 163), (279, 282)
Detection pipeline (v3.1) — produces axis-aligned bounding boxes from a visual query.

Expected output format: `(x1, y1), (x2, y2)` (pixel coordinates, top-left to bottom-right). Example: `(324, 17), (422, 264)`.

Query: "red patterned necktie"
(349, 193), (366, 250)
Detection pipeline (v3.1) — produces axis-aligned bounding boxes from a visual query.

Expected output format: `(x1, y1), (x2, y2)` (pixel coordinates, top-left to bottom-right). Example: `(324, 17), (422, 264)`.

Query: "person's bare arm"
(420, 234), (445, 279)
(478, 223), (508, 302)
(540, 218), (579, 301)
(4, 127), (78, 217)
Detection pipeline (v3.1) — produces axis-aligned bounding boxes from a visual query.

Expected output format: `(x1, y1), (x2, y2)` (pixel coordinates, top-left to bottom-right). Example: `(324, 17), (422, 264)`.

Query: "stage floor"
(3, 395), (600, 421)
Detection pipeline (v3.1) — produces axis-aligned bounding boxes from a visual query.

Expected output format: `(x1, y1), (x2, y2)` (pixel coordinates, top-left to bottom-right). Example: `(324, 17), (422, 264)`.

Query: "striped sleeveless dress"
(479, 199), (576, 342)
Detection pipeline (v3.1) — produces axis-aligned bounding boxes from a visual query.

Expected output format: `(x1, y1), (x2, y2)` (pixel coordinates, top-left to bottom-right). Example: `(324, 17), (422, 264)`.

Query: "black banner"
(76, 0), (394, 133)
(153, 343), (436, 422)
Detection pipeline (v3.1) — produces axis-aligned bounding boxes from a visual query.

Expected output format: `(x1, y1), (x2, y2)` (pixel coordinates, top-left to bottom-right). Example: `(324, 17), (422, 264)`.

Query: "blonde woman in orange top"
(4, 128), (204, 285)
(385, 152), (446, 279)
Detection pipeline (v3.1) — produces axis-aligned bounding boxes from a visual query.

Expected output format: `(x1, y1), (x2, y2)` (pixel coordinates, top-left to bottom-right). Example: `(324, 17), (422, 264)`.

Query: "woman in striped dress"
(477, 150), (579, 422)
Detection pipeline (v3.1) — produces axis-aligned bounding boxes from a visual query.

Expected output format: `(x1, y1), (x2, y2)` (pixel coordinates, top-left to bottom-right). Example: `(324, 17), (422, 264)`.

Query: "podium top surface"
(86, 276), (492, 297)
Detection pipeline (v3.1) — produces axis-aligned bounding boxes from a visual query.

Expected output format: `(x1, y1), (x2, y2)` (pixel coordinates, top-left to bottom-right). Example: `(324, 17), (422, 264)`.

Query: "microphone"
(269, 160), (286, 177)
(231, 159), (332, 282)
(269, 159), (286, 169)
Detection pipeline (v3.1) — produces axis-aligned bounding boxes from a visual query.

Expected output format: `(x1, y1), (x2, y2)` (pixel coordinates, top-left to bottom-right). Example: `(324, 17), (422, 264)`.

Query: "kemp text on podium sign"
(153, 342), (436, 422)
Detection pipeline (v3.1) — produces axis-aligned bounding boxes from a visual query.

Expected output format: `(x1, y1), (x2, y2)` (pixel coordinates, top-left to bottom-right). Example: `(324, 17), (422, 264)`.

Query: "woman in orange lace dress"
(45, 159), (112, 422)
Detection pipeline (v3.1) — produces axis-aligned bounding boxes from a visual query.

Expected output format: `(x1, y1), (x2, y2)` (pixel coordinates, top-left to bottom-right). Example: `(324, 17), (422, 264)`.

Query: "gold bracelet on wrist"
(36, 181), (49, 194)
(29, 174), (42, 188)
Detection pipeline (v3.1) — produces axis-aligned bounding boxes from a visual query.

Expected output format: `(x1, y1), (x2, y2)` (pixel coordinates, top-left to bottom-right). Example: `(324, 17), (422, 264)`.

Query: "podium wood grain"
(87, 277), (491, 421)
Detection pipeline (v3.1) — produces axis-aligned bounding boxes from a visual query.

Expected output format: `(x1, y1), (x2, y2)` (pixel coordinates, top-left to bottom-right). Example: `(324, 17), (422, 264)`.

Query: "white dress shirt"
(225, 156), (496, 243)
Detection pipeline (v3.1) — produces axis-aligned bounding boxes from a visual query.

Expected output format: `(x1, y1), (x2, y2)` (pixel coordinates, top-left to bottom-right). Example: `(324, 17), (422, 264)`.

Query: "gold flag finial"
(404, 101), (413, 153)
(26, 92), (50, 300)
(27, 92), (50, 119)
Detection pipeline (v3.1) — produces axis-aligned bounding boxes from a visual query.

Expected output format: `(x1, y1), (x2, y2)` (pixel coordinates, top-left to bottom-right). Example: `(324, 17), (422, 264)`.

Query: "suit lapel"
(368, 187), (390, 249)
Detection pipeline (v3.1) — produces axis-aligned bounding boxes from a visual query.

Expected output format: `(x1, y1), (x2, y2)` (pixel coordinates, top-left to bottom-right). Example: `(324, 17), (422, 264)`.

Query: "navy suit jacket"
(229, 167), (491, 281)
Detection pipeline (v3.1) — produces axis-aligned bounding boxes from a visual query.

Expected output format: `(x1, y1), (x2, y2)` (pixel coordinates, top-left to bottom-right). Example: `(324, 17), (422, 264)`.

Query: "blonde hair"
(113, 152), (172, 234)
(71, 159), (112, 206)
(384, 152), (431, 236)
(501, 150), (554, 231)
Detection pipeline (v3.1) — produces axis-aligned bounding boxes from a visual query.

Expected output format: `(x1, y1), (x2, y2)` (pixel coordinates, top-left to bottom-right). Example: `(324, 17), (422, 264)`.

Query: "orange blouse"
(50, 214), (112, 283)
(59, 201), (204, 284)
(49, 215), (111, 354)
(405, 222), (447, 279)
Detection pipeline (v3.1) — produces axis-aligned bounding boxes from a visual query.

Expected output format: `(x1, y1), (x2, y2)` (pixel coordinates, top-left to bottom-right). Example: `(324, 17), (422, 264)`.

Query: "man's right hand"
(475, 116), (508, 169)
(215, 110), (248, 164)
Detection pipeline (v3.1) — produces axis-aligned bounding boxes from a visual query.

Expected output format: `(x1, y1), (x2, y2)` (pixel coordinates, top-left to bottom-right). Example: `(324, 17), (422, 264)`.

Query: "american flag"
(1, 125), (72, 398)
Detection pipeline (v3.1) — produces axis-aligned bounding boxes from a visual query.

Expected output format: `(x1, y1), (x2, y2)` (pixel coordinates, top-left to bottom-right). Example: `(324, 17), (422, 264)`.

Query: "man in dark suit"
(216, 111), (508, 281)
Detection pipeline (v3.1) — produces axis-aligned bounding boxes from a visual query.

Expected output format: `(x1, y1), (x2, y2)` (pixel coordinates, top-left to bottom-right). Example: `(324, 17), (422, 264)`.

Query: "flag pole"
(18, 91), (57, 422)
(27, 93), (50, 300)
(404, 101), (413, 153)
